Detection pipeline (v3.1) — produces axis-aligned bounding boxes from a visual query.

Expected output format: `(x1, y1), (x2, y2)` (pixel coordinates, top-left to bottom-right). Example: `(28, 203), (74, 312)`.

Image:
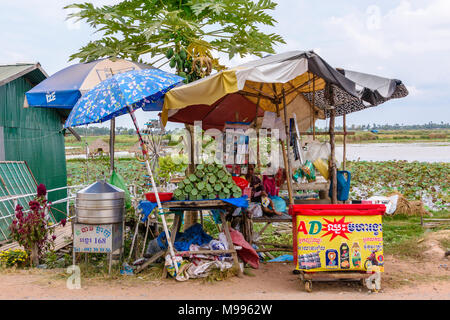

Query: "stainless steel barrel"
(75, 180), (125, 224)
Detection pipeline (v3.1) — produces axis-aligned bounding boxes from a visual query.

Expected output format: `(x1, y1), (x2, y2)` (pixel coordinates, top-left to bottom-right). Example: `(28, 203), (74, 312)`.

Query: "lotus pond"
(67, 158), (449, 212)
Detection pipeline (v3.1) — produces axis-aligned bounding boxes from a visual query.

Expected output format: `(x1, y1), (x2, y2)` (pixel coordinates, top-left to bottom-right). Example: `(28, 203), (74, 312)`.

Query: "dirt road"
(0, 254), (448, 300)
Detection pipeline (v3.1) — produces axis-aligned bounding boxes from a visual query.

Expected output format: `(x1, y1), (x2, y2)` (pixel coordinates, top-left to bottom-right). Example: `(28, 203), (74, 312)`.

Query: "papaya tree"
(65, 0), (284, 82)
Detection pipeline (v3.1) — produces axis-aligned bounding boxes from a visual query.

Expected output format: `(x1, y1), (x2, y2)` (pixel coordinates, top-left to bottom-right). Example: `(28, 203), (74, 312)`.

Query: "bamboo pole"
(281, 88), (294, 205)
(329, 108), (338, 204)
(312, 76), (316, 140)
(272, 85), (294, 205)
(324, 83), (338, 203)
(343, 113), (347, 170)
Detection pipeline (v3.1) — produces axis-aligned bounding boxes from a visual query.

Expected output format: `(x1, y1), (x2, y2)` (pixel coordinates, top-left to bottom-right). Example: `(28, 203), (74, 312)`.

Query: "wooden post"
(312, 76), (316, 140)
(184, 124), (198, 230)
(273, 95), (294, 205)
(343, 113), (347, 170)
(219, 210), (243, 277)
(109, 118), (115, 174)
(329, 108), (338, 204)
(282, 89), (294, 205)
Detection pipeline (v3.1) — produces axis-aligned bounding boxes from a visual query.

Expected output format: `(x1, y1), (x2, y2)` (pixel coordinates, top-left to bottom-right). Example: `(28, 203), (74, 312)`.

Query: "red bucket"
(145, 192), (173, 202)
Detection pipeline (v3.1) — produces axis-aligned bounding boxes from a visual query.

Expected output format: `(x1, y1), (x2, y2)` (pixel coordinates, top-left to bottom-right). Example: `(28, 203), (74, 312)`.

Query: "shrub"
(0, 249), (28, 268)
(8, 184), (56, 266)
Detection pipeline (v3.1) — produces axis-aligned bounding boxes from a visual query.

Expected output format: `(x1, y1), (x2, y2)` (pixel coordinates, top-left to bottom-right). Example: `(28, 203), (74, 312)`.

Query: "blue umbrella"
(25, 58), (154, 109)
(64, 67), (184, 272)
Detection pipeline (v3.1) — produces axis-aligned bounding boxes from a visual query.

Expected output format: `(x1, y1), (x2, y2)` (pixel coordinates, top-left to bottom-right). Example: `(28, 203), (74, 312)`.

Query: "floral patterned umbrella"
(64, 68), (184, 127)
(64, 67), (184, 273)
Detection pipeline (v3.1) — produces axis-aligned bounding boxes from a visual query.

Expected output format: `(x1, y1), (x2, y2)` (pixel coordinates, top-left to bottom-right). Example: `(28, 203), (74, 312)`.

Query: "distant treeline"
(333, 122), (450, 131)
(70, 122), (449, 136)
(71, 126), (136, 136)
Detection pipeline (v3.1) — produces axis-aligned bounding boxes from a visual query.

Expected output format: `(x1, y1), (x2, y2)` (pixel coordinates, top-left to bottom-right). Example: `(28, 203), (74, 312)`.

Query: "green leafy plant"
(157, 154), (188, 187)
(8, 184), (56, 266)
(347, 160), (449, 210)
(65, 0), (285, 82)
(0, 249), (28, 268)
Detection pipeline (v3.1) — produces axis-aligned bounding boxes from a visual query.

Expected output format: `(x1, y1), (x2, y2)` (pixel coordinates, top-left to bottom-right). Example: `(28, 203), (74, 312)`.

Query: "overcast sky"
(1, 0), (449, 130)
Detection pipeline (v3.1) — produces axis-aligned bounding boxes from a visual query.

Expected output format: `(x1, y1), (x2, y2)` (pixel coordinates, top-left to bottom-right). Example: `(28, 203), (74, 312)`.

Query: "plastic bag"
(109, 170), (132, 209)
(269, 195), (287, 213)
(303, 141), (331, 162)
(313, 158), (329, 180)
(232, 176), (249, 191)
(247, 202), (263, 218)
(367, 195), (399, 215)
(261, 111), (276, 128)
(300, 160), (316, 182)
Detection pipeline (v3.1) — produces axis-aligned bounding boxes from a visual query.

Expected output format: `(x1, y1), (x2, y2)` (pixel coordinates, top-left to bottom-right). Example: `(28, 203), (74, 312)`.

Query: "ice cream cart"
(289, 204), (386, 292)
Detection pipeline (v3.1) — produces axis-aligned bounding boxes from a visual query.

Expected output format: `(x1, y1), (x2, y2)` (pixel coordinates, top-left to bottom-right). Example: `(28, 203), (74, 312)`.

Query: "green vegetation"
(65, 129), (450, 156)
(313, 129), (450, 144)
(65, 0), (284, 82)
(67, 157), (147, 187)
(65, 134), (140, 154)
(382, 210), (449, 259)
(173, 163), (242, 200)
(347, 160), (449, 211)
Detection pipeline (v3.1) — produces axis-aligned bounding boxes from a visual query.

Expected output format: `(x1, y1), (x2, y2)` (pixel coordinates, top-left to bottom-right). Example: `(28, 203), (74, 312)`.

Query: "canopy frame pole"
(240, 75), (319, 102)
(343, 113), (347, 170)
(272, 84), (293, 205)
(279, 75), (319, 98)
(128, 106), (179, 274)
(243, 83), (276, 101)
(281, 88), (294, 205)
(254, 83), (264, 172)
(326, 84), (338, 204)
(312, 75), (316, 140)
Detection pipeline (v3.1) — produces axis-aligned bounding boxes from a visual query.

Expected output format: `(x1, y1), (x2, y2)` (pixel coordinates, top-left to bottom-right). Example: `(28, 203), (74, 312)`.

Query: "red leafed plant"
(9, 184), (55, 266)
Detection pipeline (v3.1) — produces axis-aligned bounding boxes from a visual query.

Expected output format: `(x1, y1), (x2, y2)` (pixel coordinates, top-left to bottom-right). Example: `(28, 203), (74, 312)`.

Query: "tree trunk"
(30, 243), (39, 267)
(184, 124), (198, 231)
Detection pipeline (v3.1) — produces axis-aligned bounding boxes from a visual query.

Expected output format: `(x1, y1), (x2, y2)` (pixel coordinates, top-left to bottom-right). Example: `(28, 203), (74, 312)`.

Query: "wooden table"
(136, 199), (244, 276)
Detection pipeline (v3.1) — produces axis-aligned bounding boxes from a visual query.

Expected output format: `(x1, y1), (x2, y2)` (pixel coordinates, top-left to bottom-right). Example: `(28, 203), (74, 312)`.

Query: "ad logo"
(297, 217), (352, 241)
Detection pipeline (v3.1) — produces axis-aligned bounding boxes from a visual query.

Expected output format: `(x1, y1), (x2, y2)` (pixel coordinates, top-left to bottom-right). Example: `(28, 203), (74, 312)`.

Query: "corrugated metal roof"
(0, 161), (57, 241)
(0, 63), (48, 87)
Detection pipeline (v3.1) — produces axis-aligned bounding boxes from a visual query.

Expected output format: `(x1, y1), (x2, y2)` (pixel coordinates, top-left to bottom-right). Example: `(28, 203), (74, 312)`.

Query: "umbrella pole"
(127, 107), (179, 274)
(110, 118), (115, 174)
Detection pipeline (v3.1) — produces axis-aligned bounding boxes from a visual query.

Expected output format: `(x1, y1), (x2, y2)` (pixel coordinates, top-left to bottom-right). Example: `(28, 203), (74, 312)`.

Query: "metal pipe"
(127, 106), (179, 274)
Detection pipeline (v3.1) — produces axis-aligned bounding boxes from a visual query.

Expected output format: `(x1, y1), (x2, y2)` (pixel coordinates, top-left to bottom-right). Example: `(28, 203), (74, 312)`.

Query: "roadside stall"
(290, 204), (385, 292)
(160, 50), (408, 257)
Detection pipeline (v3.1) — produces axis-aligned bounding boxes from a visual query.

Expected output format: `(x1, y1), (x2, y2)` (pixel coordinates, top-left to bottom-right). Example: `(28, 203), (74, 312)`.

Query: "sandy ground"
(0, 252), (448, 300)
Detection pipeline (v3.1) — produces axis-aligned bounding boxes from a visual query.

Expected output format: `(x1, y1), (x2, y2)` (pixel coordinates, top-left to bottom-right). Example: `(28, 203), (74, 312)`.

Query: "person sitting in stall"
(245, 165), (282, 217)
(261, 190), (283, 217)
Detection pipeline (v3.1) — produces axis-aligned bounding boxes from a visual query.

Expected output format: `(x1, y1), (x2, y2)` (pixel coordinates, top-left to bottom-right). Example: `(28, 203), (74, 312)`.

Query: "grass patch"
(382, 210), (449, 258)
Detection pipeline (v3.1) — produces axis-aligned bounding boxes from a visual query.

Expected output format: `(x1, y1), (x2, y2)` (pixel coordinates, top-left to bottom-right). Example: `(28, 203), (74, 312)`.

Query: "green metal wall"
(0, 77), (67, 221)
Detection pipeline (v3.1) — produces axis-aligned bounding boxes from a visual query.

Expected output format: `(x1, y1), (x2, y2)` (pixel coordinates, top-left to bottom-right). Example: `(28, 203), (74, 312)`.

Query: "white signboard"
(73, 223), (122, 253)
